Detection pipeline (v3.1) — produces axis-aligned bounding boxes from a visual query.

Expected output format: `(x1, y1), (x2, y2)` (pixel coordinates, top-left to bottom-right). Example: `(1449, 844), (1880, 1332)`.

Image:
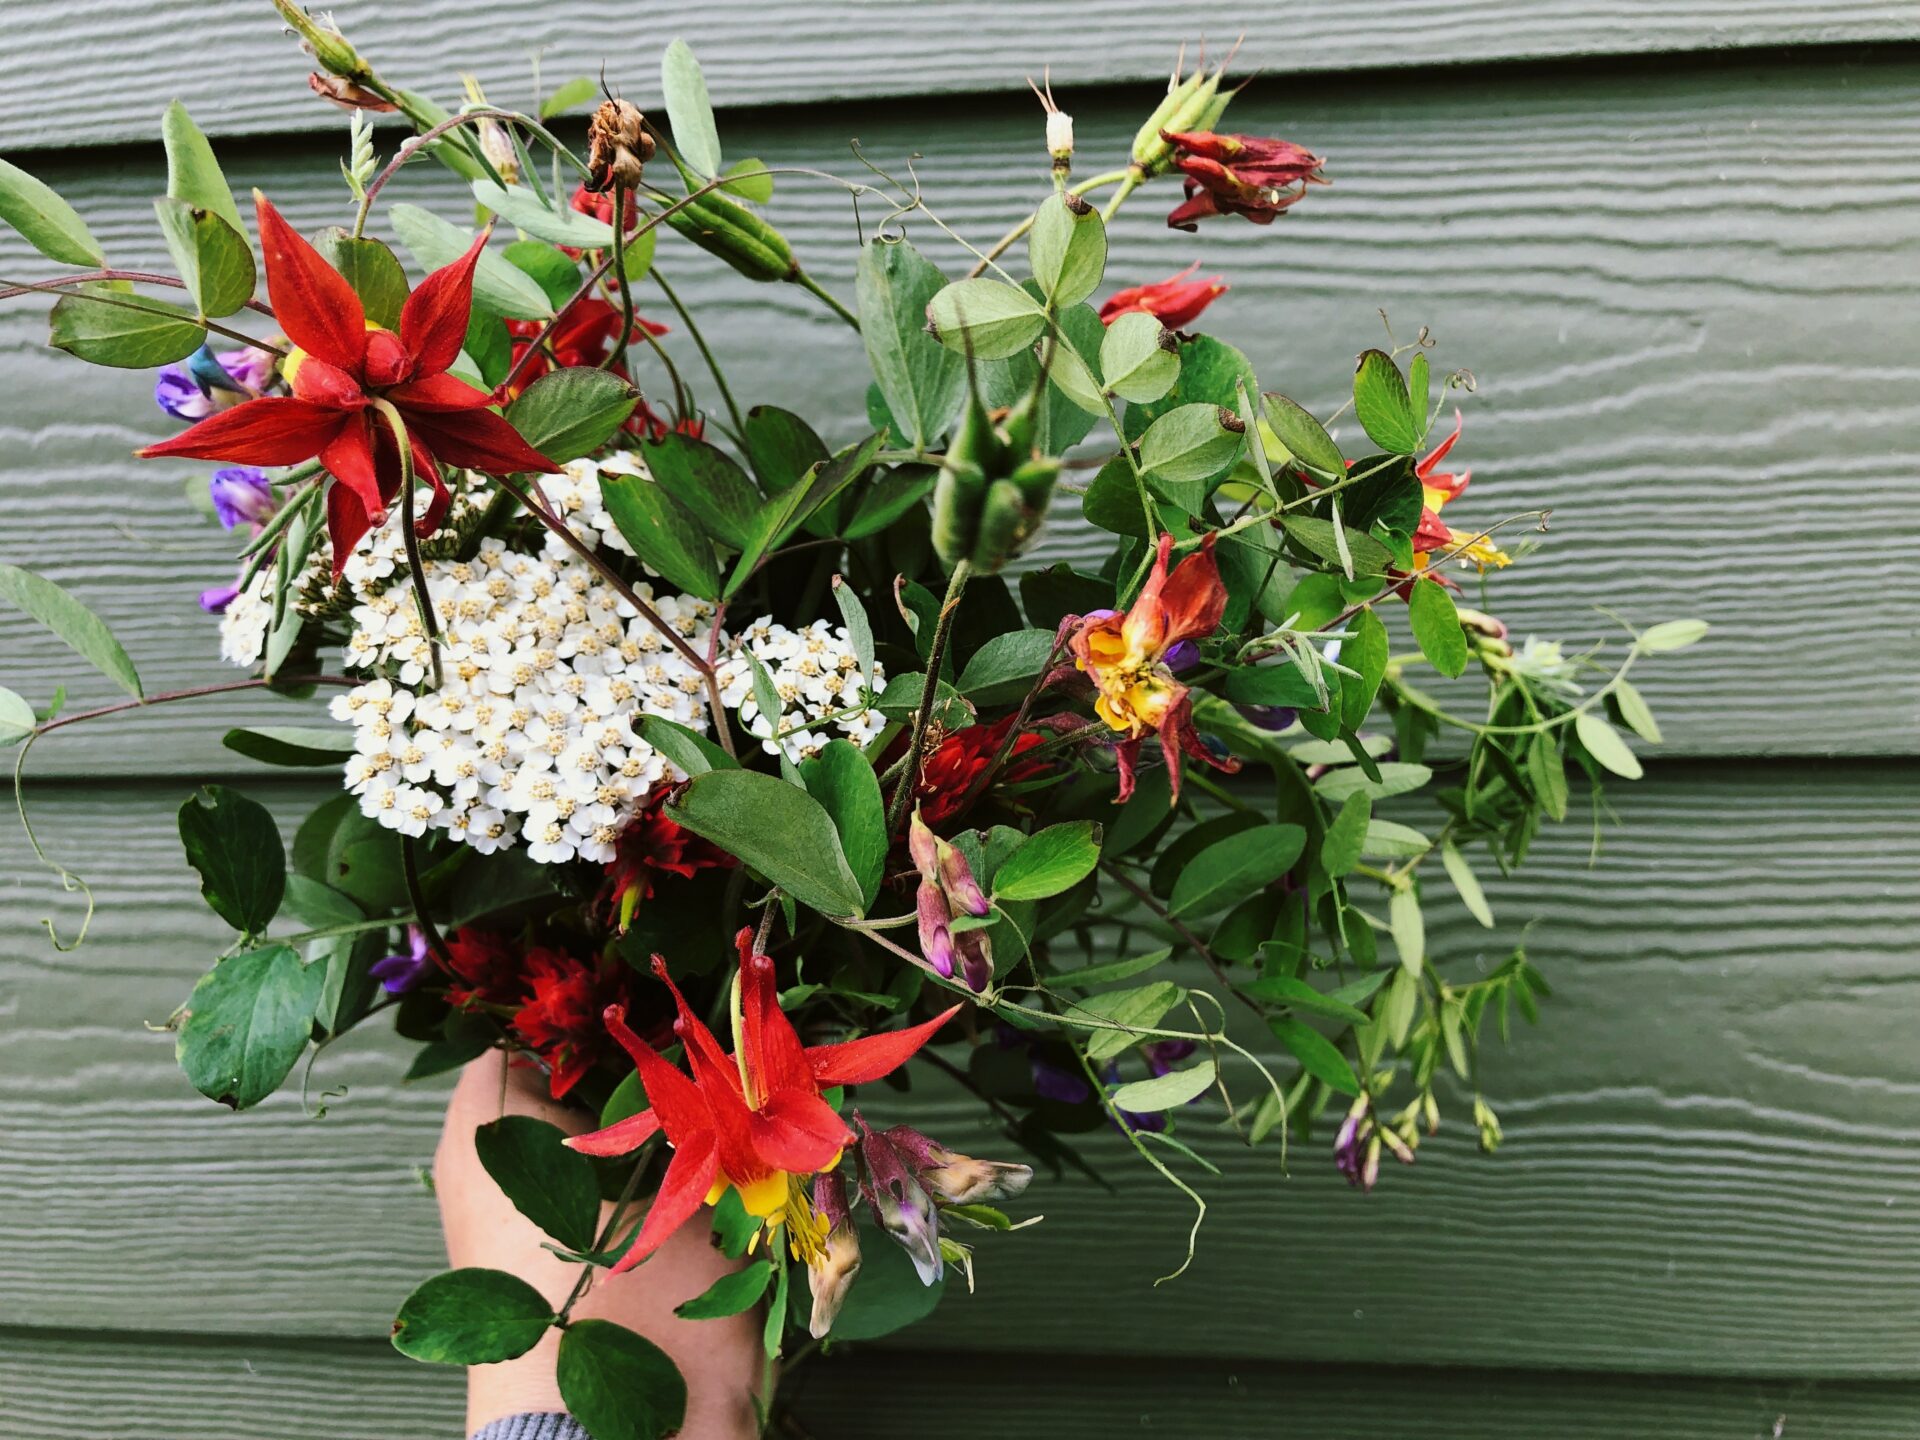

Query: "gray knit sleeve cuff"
(469, 1414), (589, 1440)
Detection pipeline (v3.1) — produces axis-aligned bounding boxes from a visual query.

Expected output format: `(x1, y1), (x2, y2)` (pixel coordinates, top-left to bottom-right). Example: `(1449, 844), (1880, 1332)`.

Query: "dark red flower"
(632, 399), (706, 444)
(1161, 130), (1328, 231)
(511, 947), (634, 1099)
(600, 789), (735, 932)
(444, 927), (523, 1011)
(915, 717), (1050, 825)
(1098, 262), (1228, 331)
(560, 183), (643, 260)
(500, 298), (667, 405)
(137, 194), (561, 574)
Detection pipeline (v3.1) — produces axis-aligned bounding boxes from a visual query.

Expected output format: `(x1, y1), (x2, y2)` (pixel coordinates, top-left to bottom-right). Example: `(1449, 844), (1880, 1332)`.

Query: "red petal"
(740, 941), (814, 1098)
(1158, 533), (1227, 645)
(255, 194), (367, 373)
(805, 1005), (961, 1088)
(318, 415), (387, 520)
(137, 396), (347, 465)
(602, 1003), (708, 1141)
(387, 372), (495, 413)
(564, 1108), (662, 1157)
(405, 407), (560, 476)
(413, 442), (452, 537)
(400, 228), (487, 378)
(1112, 736), (1142, 804)
(747, 1089), (852, 1175)
(608, 1129), (718, 1275)
(325, 481), (375, 579)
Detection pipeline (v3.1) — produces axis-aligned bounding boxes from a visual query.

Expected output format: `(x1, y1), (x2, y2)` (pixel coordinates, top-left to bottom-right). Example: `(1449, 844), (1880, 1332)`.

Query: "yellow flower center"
(705, 1170), (833, 1265)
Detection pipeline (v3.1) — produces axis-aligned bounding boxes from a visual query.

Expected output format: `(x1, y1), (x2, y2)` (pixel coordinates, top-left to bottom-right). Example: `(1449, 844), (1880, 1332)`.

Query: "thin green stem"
(603, 186), (640, 375)
(650, 266), (745, 438)
(1099, 173), (1142, 223)
(885, 560), (970, 832)
(370, 399), (444, 690)
(966, 168), (1130, 277)
(793, 269), (861, 332)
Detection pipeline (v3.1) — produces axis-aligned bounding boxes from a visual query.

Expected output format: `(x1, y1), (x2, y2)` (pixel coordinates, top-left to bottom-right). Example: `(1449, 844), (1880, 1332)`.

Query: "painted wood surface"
(5, 765), (1915, 1375)
(2, 0), (1912, 153)
(7, 1329), (1920, 1440)
(3, 56), (1915, 773)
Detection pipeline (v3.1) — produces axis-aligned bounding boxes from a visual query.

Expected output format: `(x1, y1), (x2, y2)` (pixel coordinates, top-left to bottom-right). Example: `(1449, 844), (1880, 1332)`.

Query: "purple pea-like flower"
(208, 467), (276, 531)
(1142, 1038), (1197, 1076)
(854, 1113), (943, 1285)
(198, 583), (240, 614)
(368, 926), (435, 994)
(1163, 638), (1202, 673)
(154, 344), (273, 421)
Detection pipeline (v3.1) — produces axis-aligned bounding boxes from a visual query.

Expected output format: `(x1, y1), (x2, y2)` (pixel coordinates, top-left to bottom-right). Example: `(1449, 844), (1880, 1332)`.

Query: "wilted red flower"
(511, 947), (634, 1099)
(307, 72), (396, 111)
(1162, 130), (1328, 230)
(1098, 262), (1228, 331)
(499, 298), (667, 404)
(444, 927), (523, 1011)
(915, 716), (1049, 825)
(138, 195), (560, 573)
(560, 183), (643, 260)
(600, 789), (735, 932)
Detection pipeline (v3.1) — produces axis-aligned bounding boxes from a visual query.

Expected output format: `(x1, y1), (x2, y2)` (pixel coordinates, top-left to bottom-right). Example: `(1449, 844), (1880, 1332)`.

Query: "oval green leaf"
(1168, 823), (1305, 919)
(178, 783), (287, 934)
(392, 1268), (557, 1365)
(925, 277), (1047, 360)
(1352, 348), (1420, 455)
(1028, 193), (1106, 308)
(475, 1115), (603, 1253)
(667, 768), (865, 917)
(557, 1318), (688, 1440)
(505, 366), (639, 465)
(0, 155), (105, 267)
(175, 943), (321, 1110)
(0, 561), (141, 697)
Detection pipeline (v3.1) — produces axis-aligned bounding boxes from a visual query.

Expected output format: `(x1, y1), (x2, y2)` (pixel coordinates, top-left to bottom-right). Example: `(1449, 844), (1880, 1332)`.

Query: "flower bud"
(462, 76), (519, 184)
(1047, 109), (1075, 164)
(856, 1115), (943, 1285)
(935, 840), (990, 919)
(272, 0), (370, 83)
(307, 73), (395, 112)
(879, 1124), (1033, 1205)
(806, 1172), (862, 1338)
(208, 467), (276, 531)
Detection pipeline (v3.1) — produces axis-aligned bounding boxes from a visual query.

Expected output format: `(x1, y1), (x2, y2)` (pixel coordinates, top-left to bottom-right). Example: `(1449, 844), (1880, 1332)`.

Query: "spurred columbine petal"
(565, 1107), (663, 1158)
(318, 414), (387, 521)
(136, 396), (349, 464)
(255, 193), (367, 373)
(1098, 262), (1228, 331)
(386, 372), (498, 413)
(599, 1001), (712, 1141)
(737, 931), (817, 1099)
(610, 1127), (719, 1274)
(747, 1088), (853, 1174)
(325, 481), (376, 577)
(404, 407), (561, 476)
(400, 229), (490, 379)
(804, 1004), (960, 1088)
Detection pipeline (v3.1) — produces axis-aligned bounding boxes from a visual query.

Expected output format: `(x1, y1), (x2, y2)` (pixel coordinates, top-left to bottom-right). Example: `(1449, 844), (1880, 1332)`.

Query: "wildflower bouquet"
(0, 8), (1706, 1435)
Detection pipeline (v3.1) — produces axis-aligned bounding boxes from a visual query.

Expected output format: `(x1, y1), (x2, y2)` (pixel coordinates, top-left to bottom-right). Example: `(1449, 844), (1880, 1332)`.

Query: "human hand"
(433, 1050), (763, 1438)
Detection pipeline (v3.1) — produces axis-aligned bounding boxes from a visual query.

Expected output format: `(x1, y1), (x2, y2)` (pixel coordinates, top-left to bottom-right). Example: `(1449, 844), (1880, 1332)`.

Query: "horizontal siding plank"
(2, 59), (1915, 772)
(8, 1330), (1920, 1440)
(2, 766), (1915, 1376)
(0, 0), (1911, 153)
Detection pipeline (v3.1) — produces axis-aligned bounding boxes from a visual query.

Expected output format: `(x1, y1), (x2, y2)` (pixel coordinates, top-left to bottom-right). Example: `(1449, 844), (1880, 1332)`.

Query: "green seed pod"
(1130, 64), (1223, 177)
(968, 478), (1033, 574)
(931, 460), (986, 569)
(662, 190), (797, 283)
(1008, 454), (1061, 510)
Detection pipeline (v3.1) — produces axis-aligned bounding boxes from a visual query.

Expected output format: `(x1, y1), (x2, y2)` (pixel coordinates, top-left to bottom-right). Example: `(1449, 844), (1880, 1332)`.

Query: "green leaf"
(48, 285), (203, 368)
(1027, 193), (1106, 308)
(675, 1263), (774, 1320)
(726, 433), (885, 593)
(1280, 515), (1392, 576)
(1099, 311), (1179, 404)
(1109, 1058), (1216, 1113)
(955, 627), (1055, 706)
(1361, 819), (1430, 859)
(1637, 618), (1709, 653)
(474, 1115), (603, 1253)
(1040, 324), (1107, 416)
(668, 769), (865, 917)
(1612, 678), (1663, 744)
(720, 156), (775, 203)
(314, 229), (410, 329)
(1320, 792), (1371, 877)
(993, 821), (1100, 902)
(925, 277), (1047, 360)
(178, 784), (285, 934)
(160, 101), (244, 233)
(801, 740), (888, 910)
(831, 575), (876, 696)
(1219, 662), (1324, 711)
(1389, 887), (1425, 974)
(471, 179), (615, 249)
(661, 39), (723, 179)
(1168, 823), (1305, 919)
(1312, 762), (1431, 804)
(1262, 393), (1345, 479)
(1527, 733), (1569, 822)
(540, 76), (599, 119)
(742, 405), (829, 494)
(0, 155), (105, 267)
(175, 943), (321, 1109)
(1242, 975), (1370, 1025)
(1268, 1016), (1360, 1096)
(856, 237), (965, 452)
(1339, 605), (1389, 729)
(1575, 711), (1643, 780)
(641, 433), (762, 549)
(0, 685), (36, 747)
(1409, 351), (1431, 433)
(597, 471), (721, 600)
(392, 1268), (557, 1365)
(1137, 403), (1243, 496)
(221, 725), (357, 768)
(154, 196), (255, 317)
(1048, 946), (1172, 992)
(0, 562), (141, 697)
(638, 714), (737, 776)
(1440, 839), (1495, 928)
(1078, 980), (1185, 1063)
(390, 204), (552, 320)
(506, 367), (639, 465)
(558, 1319), (687, 1440)
(1352, 348), (1420, 454)
(1407, 579), (1469, 678)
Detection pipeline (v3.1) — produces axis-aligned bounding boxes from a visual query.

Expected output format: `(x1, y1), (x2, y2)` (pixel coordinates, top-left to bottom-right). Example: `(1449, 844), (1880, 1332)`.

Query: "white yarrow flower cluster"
(218, 571), (275, 667)
(721, 616), (887, 764)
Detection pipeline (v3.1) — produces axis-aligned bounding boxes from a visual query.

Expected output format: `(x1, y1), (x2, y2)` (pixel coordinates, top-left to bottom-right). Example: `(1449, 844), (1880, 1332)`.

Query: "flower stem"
(371, 399), (444, 690)
(650, 266), (745, 439)
(884, 560), (970, 833)
(966, 169), (1131, 278)
(602, 185), (640, 375)
(792, 268), (861, 332)
(31, 674), (356, 737)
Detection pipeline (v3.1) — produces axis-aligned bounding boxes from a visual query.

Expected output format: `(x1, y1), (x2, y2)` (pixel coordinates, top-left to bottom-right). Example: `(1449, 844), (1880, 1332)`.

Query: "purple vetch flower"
(155, 343), (272, 421)
(1163, 638), (1202, 673)
(806, 1170), (862, 1339)
(854, 1113), (943, 1285)
(1031, 1054), (1092, 1105)
(876, 1122), (1032, 1206)
(198, 582), (241, 614)
(1143, 1038), (1197, 1076)
(1333, 1094), (1414, 1191)
(1237, 704), (1297, 732)
(369, 926), (435, 994)
(209, 466), (277, 531)
(908, 810), (993, 992)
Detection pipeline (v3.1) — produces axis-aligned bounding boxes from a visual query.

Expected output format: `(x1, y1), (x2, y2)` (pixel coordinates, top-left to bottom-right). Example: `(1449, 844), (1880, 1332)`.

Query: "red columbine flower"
(1098, 262), (1228, 330)
(1410, 412), (1509, 573)
(599, 788), (735, 933)
(510, 947), (634, 1099)
(1066, 533), (1240, 804)
(444, 927), (523, 1010)
(559, 183), (643, 260)
(565, 929), (959, 1274)
(914, 716), (1050, 825)
(137, 194), (560, 574)
(1161, 130), (1328, 231)
(499, 298), (667, 404)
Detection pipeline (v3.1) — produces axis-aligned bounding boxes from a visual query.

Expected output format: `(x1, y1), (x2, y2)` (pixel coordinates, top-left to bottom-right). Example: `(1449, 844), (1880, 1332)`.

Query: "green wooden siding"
(1, 11), (1915, 1436)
